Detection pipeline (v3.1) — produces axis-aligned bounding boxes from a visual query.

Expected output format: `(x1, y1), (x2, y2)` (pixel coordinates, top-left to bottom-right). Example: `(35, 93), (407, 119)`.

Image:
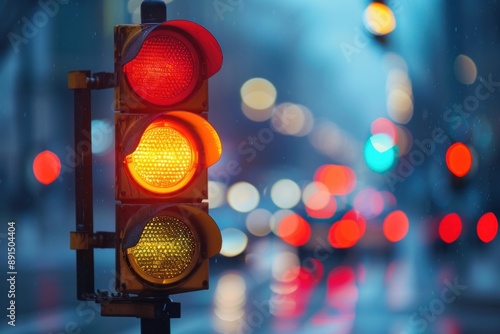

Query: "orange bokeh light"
(363, 3), (396, 36)
(477, 212), (498, 243)
(439, 213), (462, 244)
(33, 150), (61, 185)
(328, 220), (361, 248)
(314, 164), (357, 196)
(342, 210), (366, 238)
(383, 210), (409, 242)
(446, 143), (472, 177)
(277, 214), (311, 247)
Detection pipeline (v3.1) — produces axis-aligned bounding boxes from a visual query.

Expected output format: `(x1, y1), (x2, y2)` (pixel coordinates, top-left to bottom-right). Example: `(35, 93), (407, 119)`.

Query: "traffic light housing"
(114, 19), (223, 296)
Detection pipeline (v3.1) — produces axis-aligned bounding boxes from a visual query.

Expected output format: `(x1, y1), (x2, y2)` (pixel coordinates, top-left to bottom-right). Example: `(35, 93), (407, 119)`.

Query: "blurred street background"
(1, 0), (500, 333)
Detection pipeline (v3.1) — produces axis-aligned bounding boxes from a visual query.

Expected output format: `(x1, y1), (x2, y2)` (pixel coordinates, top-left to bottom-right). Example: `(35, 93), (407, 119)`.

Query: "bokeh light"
(314, 164), (357, 196)
(363, 3), (396, 36)
(364, 134), (397, 173)
(386, 68), (412, 93)
(446, 142), (472, 177)
(387, 89), (413, 124)
(246, 208), (272, 237)
(342, 210), (367, 239)
(271, 103), (314, 137)
(308, 121), (358, 163)
(272, 251), (300, 282)
(302, 181), (331, 211)
(353, 187), (384, 218)
(213, 272), (246, 332)
(328, 219), (361, 249)
(477, 212), (498, 243)
(277, 213), (311, 247)
(383, 210), (409, 242)
(439, 213), (462, 244)
(240, 77), (277, 120)
(33, 150), (61, 185)
(454, 54), (477, 85)
(220, 228), (248, 257)
(370, 118), (398, 145)
(227, 181), (260, 212)
(271, 179), (301, 209)
(327, 266), (358, 310)
(395, 125), (413, 156)
(306, 196), (337, 219)
(91, 119), (114, 155)
(270, 209), (295, 235)
(214, 273), (246, 309)
(241, 102), (274, 122)
(208, 181), (227, 209)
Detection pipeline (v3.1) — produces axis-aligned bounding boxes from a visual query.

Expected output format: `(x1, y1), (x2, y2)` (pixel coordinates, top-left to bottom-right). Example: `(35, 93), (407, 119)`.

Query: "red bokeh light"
(446, 143), (472, 177)
(477, 212), (498, 243)
(383, 210), (409, 242)
(439, 213), (462, 244)
(314, 164), (357, 196)
(327, 266), (358, 310)
(342, 210), (366, 239)
(277, 214), (311, 246)
(328, 220), (361, 248)
(33, 150), (61, 185)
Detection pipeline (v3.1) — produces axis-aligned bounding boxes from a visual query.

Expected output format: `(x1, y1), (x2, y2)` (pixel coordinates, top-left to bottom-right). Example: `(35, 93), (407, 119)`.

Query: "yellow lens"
(126, 119), (197, 194)
(127, 216), (197, 283)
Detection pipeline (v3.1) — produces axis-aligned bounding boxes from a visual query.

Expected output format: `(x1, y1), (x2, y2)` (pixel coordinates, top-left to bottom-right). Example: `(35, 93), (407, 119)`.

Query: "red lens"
(123, 31), (200, 106)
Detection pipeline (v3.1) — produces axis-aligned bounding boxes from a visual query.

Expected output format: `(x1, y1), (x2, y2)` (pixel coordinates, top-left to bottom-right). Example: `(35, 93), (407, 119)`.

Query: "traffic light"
(114, 15), (223, 296)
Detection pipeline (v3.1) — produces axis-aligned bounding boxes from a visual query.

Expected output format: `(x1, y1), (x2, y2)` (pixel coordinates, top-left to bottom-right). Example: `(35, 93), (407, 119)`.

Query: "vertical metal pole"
(141, 318), (171, 334)
(74, 70), (95, 299)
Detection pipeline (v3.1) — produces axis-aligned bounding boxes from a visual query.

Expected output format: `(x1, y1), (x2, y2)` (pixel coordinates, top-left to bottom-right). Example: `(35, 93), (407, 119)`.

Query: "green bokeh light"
(364, 134), (398, 173)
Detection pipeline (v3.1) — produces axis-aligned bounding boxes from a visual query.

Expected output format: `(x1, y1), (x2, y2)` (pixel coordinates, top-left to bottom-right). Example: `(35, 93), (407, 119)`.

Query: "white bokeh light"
(246, 208), (272, 236)
(220, 228), (248, 257)
(227, 182), (260, 213)
(270, 179), (301, 209)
